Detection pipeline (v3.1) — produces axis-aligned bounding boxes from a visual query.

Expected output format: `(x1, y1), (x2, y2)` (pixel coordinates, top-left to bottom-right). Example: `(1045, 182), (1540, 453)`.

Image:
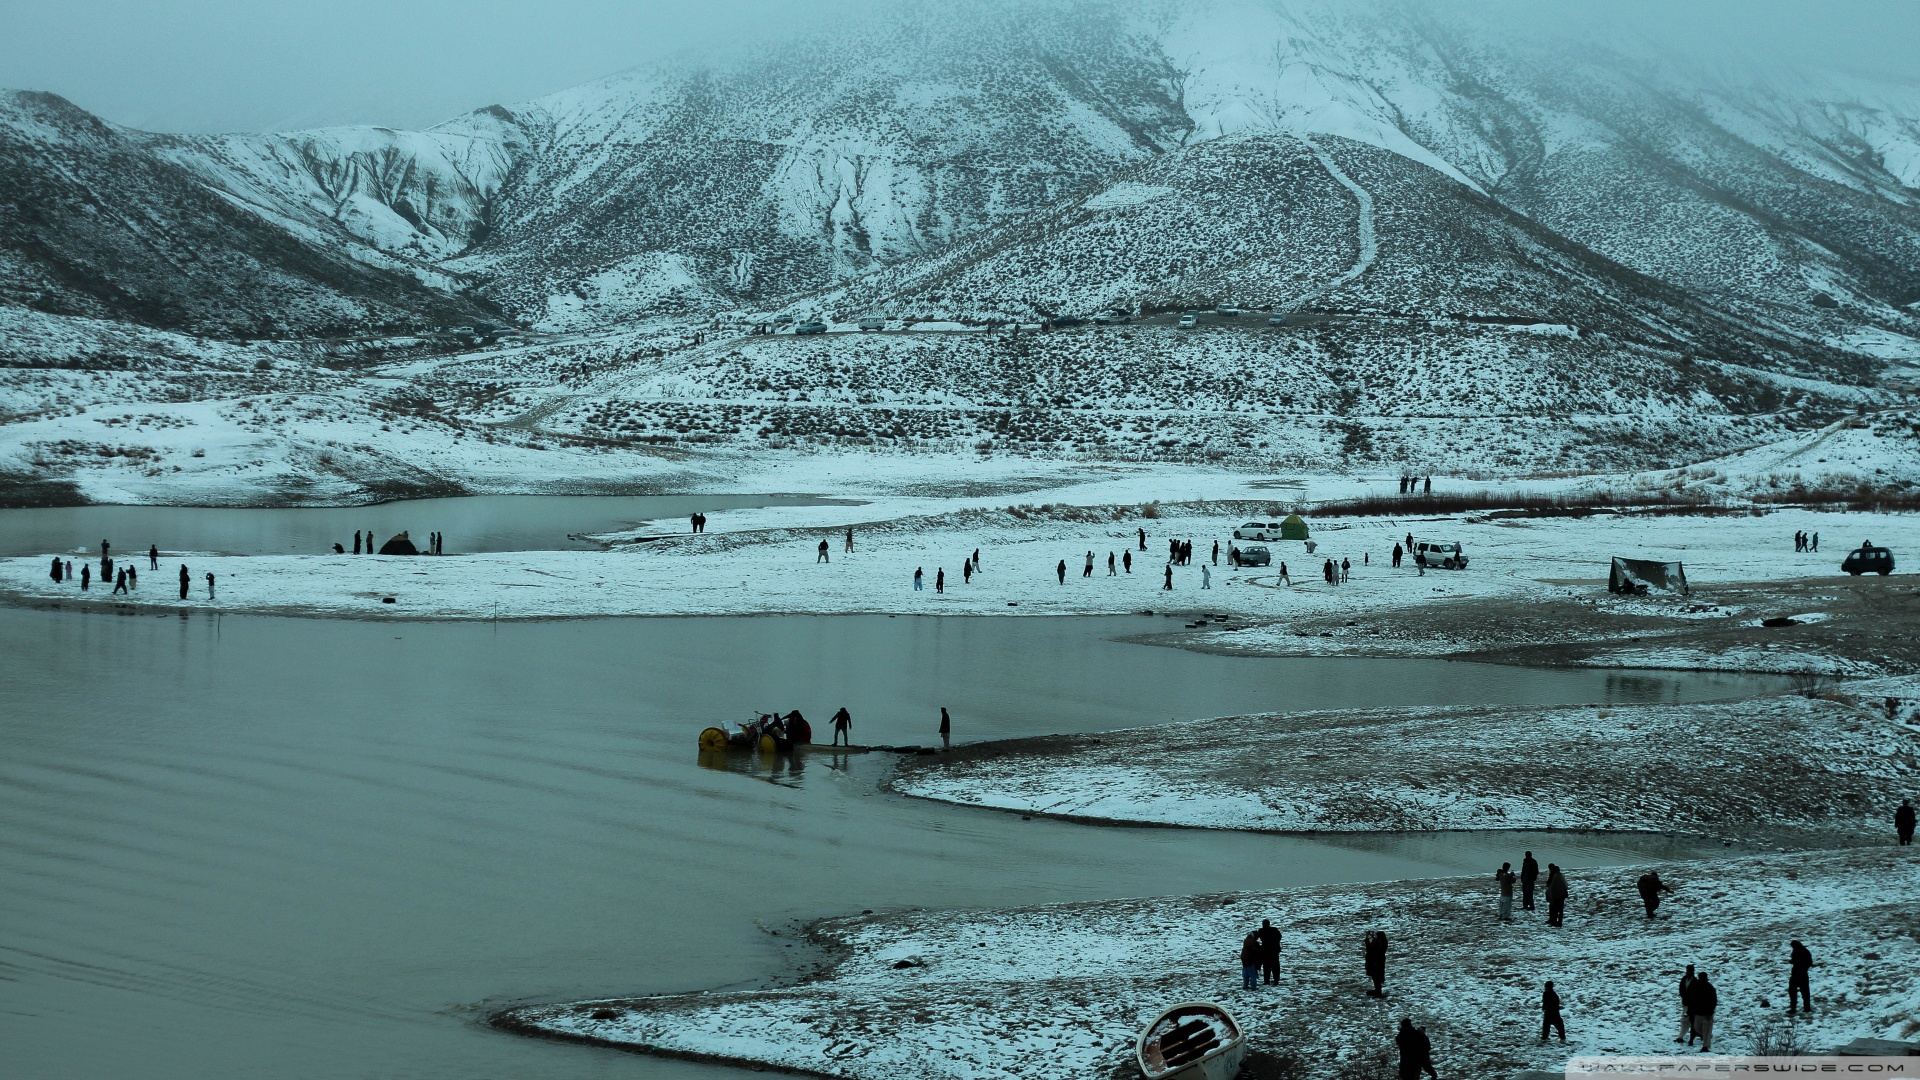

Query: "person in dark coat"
(1363, 930), (1388, 997)
(939, 707), (951, 747)
(354, 530), (362, 554)
(1107, 552), (1115, 576)
(1057, 559), (1066, 584)
(1520, 851), (1540, 911)
(1788, 940), (1813, 1015)
(333, 543), (345, 554)
(1256, 919), (1282, 985)
(1544, 864), (1568, 927)
(1137, 527), (1146, 551)
(784, 711), (811, 744)
(817, 539), (830, 563)
(205, 572), (215, 599)
(1495, 862), (1517, 921)
(1676, 963), (1696, 1043)
(1211, 540), (1219, 564)
(963, 560), (973, 585)
(1162, 563), (1173, 590)
(1083, 552), (1093, 578)
(148, 545), (158, 570)
(1896, 799), (1915, 845)
(80, 564), (90, 591)
(831, 707), (852, 746)
(1637, 870), (1671, 919)
(50, 557), (63, 583)
(113, 567), (128, 594)
(1392, 542), (1402, 568)
(1396, 1018), (1437, 1080)
(1690, 972), (1717, 1050)
(1240, 931), (1261, 991)
(127, 566), (136, 589)
(179, 564), (190, 599)
(1540, 981), (1566, 1043)
(935, 568), (944, 593)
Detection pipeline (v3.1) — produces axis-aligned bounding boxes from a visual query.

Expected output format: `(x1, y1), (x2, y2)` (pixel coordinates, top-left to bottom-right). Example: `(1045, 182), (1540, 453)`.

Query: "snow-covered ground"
(498, 846), (1920, 1080)
(4, 493), (1910, 631)
(891, 677), (1920, 839)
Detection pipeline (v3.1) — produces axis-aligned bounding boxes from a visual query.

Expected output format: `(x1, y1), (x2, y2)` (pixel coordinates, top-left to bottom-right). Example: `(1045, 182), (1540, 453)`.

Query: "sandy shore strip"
(888, 677), (1920, 842)
(494, 846), (1920, 1080)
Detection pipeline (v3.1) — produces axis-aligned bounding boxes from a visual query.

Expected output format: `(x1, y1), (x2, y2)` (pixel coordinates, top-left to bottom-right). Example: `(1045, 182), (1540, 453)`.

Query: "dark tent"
(377, 531), (420, 556)
(1280, 514), (1310, 540)
(1609, 557), (1687, 596)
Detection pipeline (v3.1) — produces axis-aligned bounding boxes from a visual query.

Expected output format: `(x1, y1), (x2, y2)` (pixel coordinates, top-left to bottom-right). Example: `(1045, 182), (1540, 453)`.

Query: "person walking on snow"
(1201, 564), (1211, 589)
(1137, 527), (1146, 551)
(1676, 964), (1697, 1043)
(913, 568), (923, 591)
(1545, 864), (1568, 927)
(1240, 931), (1261, 991)
(1256, 919), (1282, 985)
(1811, 532), (1819, 552)
(972, 548), (980, 571)
(1278, 561), (1290, 585)
(845, 527), (853, 552)
(1495, 862), (1517, 921)
(113, 567), (128, 594)
(963, 560), (973, 585)
(1163, 563), (1173, 590)
(1637, 870), (1671, 919)
(1689, 972), (1717, 1050)
(1540, 981), (1566, 1043)
(831, 707), (852, 746)
(1341, 557), (1351, 583)
(1895, 798), (1914, 845)
(1057, 559), (1066, 584)
(1397, 1018), (1438, 1080)
(1520, 851), (1540, 911)
(1363, 930), (1388, 997)
(817, 539), (830, 563)
(1788, 940), (1814, 1016)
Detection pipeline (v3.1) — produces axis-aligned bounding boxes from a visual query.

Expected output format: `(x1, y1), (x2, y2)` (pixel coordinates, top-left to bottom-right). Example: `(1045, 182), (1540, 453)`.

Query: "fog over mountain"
(3, 0), (1919, 498)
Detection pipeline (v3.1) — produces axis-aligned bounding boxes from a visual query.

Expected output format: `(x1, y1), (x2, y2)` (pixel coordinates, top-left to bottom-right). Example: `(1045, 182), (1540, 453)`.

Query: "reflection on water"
(0, 608), (1784, 1080)
(0, 493), (844, 556)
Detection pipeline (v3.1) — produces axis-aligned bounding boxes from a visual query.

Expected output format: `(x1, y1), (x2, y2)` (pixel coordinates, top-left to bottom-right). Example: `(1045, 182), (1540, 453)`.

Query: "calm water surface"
(0, 609), (1786, 1079)
(0, 493), (845, 557)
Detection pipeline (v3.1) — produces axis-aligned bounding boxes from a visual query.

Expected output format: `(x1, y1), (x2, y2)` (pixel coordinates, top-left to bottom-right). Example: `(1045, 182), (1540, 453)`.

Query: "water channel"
(0, 603), (1794, 1080)
(0, 494), (846, 557)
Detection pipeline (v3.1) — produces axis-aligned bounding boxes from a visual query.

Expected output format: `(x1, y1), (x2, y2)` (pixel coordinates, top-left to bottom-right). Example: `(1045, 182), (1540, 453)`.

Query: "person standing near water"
(80, 564), (90, 591)
(831, 707), (852, 746)
(148, 545), (158, 570)
(1521, 851), (1540, 911)
(1495, 862), (1517, 921)
(113, 568), (128, 594)
(178, 564), (190, 600)
(50, 557), (62, 583)
(939, 707), (951, 747)
(206, 572), (216, 599)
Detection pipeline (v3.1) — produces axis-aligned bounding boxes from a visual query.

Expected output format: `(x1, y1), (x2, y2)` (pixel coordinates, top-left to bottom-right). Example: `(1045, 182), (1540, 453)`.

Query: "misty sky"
(2, 0), (1917, 134)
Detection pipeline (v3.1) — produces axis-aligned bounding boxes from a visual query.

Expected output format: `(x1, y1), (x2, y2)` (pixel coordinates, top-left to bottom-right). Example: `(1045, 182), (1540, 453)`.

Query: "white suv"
(1232, 521), (1285, 540)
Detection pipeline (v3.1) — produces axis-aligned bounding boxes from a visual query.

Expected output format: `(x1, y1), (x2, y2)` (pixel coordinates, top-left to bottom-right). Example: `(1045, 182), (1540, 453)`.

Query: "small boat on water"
(1136, 1002), (1247, 1080)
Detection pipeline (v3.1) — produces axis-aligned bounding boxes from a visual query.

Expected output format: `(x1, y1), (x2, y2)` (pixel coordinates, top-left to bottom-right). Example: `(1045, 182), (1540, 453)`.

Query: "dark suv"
(1841, 544), (1895, 575)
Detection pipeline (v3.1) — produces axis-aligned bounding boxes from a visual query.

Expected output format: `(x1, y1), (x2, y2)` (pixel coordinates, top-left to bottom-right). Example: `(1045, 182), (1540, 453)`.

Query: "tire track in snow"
(1293, 136), (1378, 307)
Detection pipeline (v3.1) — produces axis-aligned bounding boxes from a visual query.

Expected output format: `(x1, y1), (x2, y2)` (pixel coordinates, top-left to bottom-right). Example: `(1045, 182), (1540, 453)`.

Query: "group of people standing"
(1399, 475), (1432, 495)
(1493, 851), (1571, 926)
(51, 540), (211, 600)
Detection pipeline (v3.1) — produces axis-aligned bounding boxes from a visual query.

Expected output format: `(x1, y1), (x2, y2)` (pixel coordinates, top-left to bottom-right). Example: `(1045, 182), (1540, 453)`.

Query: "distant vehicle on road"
(857, 317), (886, 331)
(1048, 315), (1088, 327)
(1233, 521), (1285, 541)
(1414, 539), (1469, 569)
(1842, 543), (1895, 575)
(1234, 544), (1272, 567)
(794, 322), (828, 335)
(1267, 313), (1288, 326)
(772, 314), (794, 326)
(1094, 309), (1131, 324)
(1177, 312), (1198, 329)
(1216, 305), (1240, 316)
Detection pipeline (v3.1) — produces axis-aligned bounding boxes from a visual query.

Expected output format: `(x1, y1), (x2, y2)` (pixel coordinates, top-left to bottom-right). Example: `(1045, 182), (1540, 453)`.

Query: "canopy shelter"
(377, 531), (420, 556)
(1609, 557), (1687, 596)
(1280, 514), (1309, 540)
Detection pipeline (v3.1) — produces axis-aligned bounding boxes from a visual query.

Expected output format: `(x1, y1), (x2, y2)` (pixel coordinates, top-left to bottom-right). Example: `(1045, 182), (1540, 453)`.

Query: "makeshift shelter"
(1280, 514), (1310, 540)
(377, 531), (420, 556)
(1609, 557), (1687, 596)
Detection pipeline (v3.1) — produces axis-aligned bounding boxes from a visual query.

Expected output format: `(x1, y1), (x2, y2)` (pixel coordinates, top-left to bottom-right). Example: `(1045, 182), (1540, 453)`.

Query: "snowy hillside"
(0, 91), (490, 337)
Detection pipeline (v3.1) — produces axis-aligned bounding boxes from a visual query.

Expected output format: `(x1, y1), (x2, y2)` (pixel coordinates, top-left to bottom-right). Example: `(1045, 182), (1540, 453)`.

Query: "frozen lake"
(0, 608), (1786, 1079)
(0, 493), (845, 556)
